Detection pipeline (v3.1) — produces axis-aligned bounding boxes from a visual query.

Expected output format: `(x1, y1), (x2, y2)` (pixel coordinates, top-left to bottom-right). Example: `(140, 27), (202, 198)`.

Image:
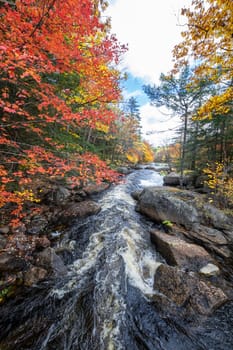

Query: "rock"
(26, 215), (48, 235)
(191, 279), (228, 315)
(192, 224), (228, 245)
(131, 190), (142, 200)
(0, 234), (7, 249)
(83, 183), (110, 195)
(137, 187), (200, 229)
(195, 174), (209, 189)
(11, 223), (26, 235)
(200, 263), (220, 276)
(150, 230), (212, 271)
(73, 190), (87, 202)
(137, 186), (233, 233)
(202, 204), (233, 230)
(35, 236), (50, 249)
(0, 252), (27, 273)
(44, 186), (71, 206)
(116, 167), (132, 175)
(184, 224), (231, 259)
(223, 230), (233, 242)
(163, 172), (181, 186)
(58, 200), (101, 224)
(0, 226), (10, 234)
(36, 247), (67, 275)
(23, 266), (47, 286)
(163, 173), (195, 187)
(154, 264), (228, 315)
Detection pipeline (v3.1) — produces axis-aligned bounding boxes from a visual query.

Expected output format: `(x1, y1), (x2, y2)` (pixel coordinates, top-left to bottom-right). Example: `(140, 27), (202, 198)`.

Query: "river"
(0, 167), (233, 349)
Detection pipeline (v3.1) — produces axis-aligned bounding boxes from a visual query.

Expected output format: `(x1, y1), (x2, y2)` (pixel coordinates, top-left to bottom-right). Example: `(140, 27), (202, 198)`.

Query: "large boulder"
(35, 247), (67, 276)
(57, 200), (101, 225)
(163, 173), (181, 186)
(137, 186), (233, 231)
(154, 264), (228, 315)
(83, 182), (110, 196)
(137, 187), (200, 229)
(150, 229), (213, 271)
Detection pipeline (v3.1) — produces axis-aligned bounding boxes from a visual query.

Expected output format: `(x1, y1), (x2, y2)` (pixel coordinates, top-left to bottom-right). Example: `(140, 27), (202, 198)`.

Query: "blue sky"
(122, 73), (148, 106)
(106, 0), (191, 146)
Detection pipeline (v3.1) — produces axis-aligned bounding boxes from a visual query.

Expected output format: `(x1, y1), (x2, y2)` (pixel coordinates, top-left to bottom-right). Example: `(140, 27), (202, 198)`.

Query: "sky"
(106, 0), (192, 146)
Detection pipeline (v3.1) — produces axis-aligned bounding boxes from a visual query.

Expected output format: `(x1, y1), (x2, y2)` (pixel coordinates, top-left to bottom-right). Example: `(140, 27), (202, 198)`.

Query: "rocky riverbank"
(134, 185), (233, 318)
(0, 182), (111, 302)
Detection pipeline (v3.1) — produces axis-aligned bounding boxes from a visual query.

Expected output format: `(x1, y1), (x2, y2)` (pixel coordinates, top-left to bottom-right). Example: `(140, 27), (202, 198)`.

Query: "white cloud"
(106, 0), (191, 84)
(122, 89), (143, 100)
(106, 0), (191, 146)
(140, 103), (181, 146)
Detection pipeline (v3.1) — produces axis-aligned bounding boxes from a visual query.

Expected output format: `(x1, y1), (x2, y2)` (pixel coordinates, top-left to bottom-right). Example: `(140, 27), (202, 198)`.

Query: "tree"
(173, 0), (233, 120)
(126, 97), (140, 119)
(143, 66), (212, 178)
(0, 0), (126, 226)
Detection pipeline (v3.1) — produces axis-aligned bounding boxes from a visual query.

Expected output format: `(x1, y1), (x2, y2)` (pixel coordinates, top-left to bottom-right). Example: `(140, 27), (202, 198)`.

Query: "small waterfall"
(0, 168), (232, 350)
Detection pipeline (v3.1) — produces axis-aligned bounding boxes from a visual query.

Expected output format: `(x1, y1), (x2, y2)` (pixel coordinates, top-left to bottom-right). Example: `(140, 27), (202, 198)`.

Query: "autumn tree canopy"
(0, 0), (127, 225)
(173, 0), (233, 120)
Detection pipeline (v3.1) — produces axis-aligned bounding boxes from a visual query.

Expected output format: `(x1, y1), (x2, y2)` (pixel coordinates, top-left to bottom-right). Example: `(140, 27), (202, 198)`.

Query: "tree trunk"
(180, 108), (188, 184)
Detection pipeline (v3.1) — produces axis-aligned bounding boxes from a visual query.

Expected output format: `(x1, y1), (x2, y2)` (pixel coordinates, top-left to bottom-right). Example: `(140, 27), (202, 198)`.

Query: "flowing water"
(0, 167), (233, 350)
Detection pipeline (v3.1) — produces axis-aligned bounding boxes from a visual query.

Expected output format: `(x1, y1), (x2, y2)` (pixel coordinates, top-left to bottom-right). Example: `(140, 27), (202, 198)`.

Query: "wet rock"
(44, 186), (71, 206)
(200, 263), (220, 276)
(131, 190), (142, 200)
(0, 252), (27, 273)
(58, 200), (101, 224)
(83, 183), (110, 195)
(36, 247), (67, 275)
(154, 264), (228, 315)
(0, 234), (7, 249)
(150, 229), (212, 271)
(117, 166), (132, 175)
(137, 187), (200, 229)
(23, 266), (47, 286)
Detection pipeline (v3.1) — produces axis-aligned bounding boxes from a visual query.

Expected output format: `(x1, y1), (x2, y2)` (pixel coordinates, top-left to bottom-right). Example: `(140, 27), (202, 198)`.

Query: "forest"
(0, 0), (232, 228)
(0, 0), (154, 229)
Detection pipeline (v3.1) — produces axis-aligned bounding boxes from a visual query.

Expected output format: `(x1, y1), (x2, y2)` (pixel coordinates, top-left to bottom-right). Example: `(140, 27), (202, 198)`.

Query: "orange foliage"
(0, 0), (126, 225)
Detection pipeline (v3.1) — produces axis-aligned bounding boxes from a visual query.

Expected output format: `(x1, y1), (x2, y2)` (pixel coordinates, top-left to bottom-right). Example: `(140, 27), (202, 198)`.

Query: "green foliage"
(162, 220), (173, 228)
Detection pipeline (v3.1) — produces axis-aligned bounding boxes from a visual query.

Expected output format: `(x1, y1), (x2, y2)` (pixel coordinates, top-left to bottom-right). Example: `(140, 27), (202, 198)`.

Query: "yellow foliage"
(173, 0), (233, 120)
(126, 150), (139, 164)
(142, 141), (154, 163)
(15, 190), (40, 203)
(203, 162), (233, 206)
(95, 122), (109, 133)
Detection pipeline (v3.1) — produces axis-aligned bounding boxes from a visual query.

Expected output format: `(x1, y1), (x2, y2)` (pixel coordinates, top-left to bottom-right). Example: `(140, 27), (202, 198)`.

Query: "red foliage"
(0, 0), (126, 226)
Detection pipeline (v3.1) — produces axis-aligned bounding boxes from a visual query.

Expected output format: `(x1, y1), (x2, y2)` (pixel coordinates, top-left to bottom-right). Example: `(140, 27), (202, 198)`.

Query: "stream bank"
(0, 166), (233, 349)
